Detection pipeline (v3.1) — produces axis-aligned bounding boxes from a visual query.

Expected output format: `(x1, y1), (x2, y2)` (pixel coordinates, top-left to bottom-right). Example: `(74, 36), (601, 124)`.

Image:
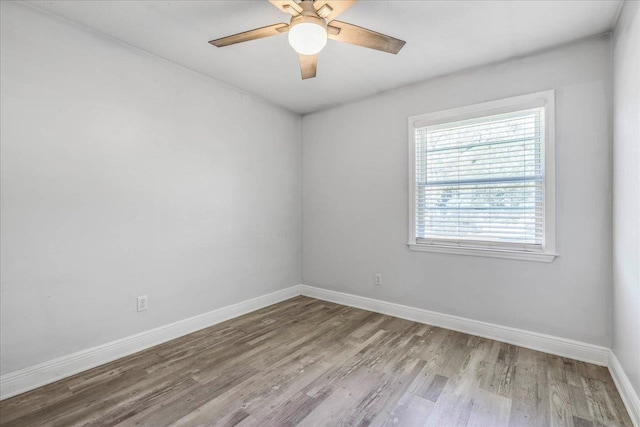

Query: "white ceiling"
(26, 0), (622, 114)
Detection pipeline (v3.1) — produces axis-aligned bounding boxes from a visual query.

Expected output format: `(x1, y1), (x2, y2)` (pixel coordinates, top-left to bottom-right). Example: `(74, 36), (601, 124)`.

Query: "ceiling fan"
(208, 0), (406, 80)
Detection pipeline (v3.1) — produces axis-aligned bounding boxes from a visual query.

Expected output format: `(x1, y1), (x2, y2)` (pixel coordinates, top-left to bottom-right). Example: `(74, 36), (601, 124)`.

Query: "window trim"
(407, 90), (557, 262)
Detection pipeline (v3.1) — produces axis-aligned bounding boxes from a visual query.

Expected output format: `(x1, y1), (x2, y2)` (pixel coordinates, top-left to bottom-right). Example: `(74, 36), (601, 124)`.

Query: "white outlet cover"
(137, 295), (148, 312)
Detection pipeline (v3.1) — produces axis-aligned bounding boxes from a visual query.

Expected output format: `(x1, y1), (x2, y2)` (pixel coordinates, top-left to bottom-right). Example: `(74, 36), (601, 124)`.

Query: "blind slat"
(419, 175), (542, 187)
(425, 136), (538, 154)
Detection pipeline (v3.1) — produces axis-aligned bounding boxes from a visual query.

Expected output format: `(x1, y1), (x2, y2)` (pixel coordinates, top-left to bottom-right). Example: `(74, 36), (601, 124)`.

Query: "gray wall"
(0, 2), (301, 375)
(613, 0), (640, 399)
(302, 36), (613, 346)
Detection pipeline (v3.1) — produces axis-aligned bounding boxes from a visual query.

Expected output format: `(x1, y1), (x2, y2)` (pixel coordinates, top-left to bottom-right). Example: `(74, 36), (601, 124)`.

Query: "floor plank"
(0, 296), (633, 427)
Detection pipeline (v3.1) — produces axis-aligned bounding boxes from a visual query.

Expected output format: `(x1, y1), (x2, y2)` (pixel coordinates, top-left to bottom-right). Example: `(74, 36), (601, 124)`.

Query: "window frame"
(407, 90), (557, 262)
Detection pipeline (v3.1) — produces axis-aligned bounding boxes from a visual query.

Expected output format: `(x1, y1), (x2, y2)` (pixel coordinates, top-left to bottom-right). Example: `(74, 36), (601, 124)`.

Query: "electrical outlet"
(374, 273), (383, 286)
(137, 295), (148, 312)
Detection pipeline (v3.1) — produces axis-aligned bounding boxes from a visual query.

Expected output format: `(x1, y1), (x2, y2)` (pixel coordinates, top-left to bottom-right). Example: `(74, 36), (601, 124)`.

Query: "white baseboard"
(608, 351), (640, 427)
(0, 283), (623, 408)
(0, 285), (302, 401)
(299, 285), (610, 366)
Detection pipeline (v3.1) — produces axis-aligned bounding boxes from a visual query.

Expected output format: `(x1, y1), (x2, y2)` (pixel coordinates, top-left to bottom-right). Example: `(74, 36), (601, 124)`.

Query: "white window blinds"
(414, 108), (545, 249)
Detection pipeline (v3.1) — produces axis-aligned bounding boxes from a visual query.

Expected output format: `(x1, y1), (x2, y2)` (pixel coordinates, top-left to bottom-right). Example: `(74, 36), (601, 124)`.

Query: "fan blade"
(314, 0), (357, 22)
(328, 21), (405, 54)
(269, 0), (302, 15)
(209, 23), (289, 47)
(299, 54), (318, 79)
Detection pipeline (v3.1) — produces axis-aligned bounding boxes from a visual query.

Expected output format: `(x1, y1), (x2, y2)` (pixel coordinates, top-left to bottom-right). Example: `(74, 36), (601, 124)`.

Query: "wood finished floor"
(0, 296), (632, 427)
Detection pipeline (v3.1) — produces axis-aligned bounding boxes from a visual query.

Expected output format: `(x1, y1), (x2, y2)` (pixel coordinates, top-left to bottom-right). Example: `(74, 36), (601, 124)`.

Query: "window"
(408, 91), (556, 262)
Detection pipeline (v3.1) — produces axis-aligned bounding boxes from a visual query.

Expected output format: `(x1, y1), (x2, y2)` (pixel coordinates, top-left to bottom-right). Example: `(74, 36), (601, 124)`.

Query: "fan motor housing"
(290, 1), (327, 29)
(289, 14), (327, 30)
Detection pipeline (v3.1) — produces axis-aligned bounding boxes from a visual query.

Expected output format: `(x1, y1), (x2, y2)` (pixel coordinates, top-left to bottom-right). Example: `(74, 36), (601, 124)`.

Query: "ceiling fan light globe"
(288, 21), (327, 55)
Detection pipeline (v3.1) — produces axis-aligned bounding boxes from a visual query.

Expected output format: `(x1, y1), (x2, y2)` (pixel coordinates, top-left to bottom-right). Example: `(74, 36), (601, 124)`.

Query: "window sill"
(407, 243), (557, 262)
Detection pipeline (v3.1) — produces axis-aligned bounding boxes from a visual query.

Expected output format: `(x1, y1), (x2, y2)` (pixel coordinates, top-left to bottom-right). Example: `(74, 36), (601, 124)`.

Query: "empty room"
(0, 0), (638, 425)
